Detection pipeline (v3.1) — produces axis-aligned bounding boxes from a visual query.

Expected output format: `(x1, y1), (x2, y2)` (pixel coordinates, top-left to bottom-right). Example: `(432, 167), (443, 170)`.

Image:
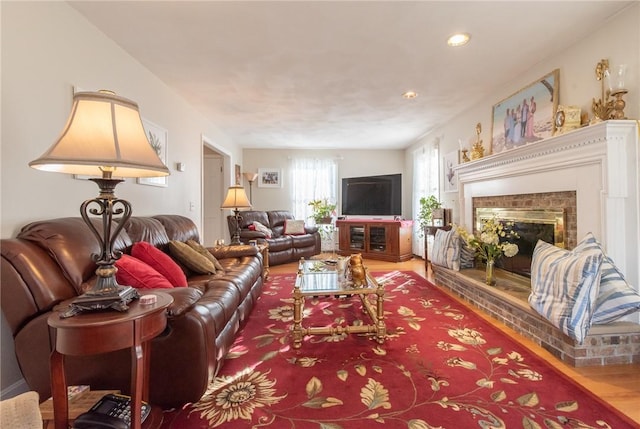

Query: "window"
(289, 158), (338, 222)
(412, 139), (439, 257)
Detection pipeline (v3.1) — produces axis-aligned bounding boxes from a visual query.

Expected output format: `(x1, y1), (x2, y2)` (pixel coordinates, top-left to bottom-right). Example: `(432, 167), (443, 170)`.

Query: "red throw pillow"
(131, 241), (187, 287)
(115, 254), (173, 289)
(248, 224), (256, 231)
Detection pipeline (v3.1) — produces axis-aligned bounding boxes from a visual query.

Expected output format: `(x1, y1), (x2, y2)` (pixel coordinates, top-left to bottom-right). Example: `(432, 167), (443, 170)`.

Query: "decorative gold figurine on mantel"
(470, 122), (485, 160)
(458, 138), (470, 162)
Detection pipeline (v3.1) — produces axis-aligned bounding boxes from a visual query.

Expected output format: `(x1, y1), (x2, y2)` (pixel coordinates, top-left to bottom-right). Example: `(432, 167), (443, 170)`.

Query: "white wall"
(0, 1), (244, 397)
(242, 149), (408, 217)
(1, 2), (243, 239)
(406, 3), (639, 224)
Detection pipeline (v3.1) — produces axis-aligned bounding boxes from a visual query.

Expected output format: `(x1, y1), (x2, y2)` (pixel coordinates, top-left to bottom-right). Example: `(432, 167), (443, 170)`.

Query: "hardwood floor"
(269, 256), (640, 425)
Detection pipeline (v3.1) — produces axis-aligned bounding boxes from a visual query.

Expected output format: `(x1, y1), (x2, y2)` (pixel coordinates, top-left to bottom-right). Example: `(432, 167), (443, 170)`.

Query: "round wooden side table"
(47, 292), (173, 429)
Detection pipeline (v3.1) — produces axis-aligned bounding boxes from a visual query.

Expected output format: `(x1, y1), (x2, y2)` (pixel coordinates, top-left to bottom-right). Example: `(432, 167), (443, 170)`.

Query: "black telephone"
(73, 393), (151, 429)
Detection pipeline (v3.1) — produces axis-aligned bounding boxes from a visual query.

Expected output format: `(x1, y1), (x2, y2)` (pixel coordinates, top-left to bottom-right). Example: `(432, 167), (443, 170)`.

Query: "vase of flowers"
(455, 217), (519, 286)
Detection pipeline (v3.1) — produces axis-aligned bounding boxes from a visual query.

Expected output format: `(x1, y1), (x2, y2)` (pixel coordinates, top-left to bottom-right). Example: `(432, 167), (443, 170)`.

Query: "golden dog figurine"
(349, 253), (366, 287)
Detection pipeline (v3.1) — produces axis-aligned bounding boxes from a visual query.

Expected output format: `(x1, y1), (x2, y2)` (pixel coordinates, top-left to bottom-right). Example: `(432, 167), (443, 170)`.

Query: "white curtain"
(412, 138), (440, 257)
(289, 157), (338, 222)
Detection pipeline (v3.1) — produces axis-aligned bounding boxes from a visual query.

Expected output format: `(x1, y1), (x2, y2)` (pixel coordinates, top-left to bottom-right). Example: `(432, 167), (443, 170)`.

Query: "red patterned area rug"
(160, 271), (636, 429)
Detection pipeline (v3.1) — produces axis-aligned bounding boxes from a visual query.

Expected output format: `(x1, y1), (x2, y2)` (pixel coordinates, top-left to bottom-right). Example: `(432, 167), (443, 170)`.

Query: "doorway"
(202, 138), (231, 246)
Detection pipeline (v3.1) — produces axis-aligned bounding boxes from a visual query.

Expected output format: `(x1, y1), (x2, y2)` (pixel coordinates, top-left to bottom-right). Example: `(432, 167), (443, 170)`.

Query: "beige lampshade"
(221, 185), (252, 209)
(29, 90), (170, 178)
(243, 172), (258, 182)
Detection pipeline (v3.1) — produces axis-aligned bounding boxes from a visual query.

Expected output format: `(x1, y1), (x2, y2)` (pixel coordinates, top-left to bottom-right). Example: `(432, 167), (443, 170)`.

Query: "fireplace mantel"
(455, 120), (640, 309)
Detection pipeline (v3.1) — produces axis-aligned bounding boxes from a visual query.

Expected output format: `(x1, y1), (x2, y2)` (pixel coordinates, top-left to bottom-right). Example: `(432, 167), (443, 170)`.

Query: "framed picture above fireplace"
(490, 69), (559, 155)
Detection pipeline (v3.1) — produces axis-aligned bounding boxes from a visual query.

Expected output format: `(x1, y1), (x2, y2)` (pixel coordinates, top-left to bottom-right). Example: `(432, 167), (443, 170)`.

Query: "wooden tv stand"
(336, 219), (413, 262)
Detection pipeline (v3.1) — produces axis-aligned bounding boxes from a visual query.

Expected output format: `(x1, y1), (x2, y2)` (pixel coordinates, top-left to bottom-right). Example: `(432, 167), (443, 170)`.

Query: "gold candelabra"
(470, 122), (485, 160)
(592, 59), (628, 123)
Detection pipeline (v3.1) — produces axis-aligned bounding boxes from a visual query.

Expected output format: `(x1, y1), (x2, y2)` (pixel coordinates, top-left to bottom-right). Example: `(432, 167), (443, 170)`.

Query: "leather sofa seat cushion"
(17, 218), (132, 294)
(267, 236), (293, 252)
(198, 281), (242, 324)
(291, 233), (318, 248)
(268, 249), (294, 266)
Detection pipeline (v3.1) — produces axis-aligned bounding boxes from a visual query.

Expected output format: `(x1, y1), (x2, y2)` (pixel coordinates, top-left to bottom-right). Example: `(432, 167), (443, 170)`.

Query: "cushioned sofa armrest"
(304, 226), (319, 234)
(163, 287), (204, 318)
(208, 245), (259, 259)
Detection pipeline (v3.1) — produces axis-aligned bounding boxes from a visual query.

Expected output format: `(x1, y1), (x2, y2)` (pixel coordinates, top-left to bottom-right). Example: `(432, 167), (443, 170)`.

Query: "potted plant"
(308, 198), (337, 224)
(417, 195), (442, 237)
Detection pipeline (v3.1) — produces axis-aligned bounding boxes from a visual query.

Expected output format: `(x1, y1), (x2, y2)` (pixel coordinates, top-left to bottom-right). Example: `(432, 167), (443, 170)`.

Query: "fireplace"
(437, 121), (640, 366)
(456, 121), (638, 293)
(475, 207), (566, 278)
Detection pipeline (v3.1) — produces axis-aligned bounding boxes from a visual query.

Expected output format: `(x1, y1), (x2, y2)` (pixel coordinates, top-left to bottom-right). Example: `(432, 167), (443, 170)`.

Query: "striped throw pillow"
(431, 229), (460, 271)
(459, 236), (476, 269)
(529, 239), (603, 343)
(573, 233), (640, 324)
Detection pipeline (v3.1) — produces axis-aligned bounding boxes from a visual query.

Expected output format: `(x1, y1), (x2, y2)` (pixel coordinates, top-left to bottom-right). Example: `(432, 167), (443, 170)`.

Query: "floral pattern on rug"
(161, 271), (630, 429)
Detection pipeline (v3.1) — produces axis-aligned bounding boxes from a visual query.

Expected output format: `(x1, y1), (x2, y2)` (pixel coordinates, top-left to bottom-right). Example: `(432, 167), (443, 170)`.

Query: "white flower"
(480, 232), (498, 245)
(502, 243), (519, 257)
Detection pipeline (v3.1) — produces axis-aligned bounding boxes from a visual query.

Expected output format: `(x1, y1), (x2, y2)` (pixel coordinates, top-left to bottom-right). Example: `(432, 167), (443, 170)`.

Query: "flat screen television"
(341, 174), (401, 216)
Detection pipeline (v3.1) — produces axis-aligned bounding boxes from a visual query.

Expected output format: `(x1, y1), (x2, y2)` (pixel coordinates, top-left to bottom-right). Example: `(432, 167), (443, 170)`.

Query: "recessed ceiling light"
(447, 33), (471, 47)
(402, 91), (418, 99)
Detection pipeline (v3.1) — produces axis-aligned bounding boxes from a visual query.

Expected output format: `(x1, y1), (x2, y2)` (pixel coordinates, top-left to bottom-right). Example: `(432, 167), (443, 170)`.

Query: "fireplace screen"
(475, 208), (565, 278)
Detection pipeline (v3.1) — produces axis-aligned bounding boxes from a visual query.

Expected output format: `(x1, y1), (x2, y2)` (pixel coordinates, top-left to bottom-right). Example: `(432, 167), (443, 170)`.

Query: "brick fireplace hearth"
(433, 265), (640, 366)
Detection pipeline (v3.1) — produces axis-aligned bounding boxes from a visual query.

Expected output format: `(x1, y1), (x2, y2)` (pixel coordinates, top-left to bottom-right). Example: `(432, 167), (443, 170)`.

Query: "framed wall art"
(137, 119), (168, 187)
(235, 164), (241, 185)
(490, 69), (559, 154)
(443, 150), (459, 193)
(258, 168), (282, 188)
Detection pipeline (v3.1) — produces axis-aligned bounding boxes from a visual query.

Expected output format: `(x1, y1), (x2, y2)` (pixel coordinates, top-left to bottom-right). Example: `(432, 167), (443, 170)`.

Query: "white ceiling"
(69, 1), (632, 150)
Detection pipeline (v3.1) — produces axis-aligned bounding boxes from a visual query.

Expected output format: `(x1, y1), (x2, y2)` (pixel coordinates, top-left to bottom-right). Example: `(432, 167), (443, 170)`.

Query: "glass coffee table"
(291, 258), (386, 348)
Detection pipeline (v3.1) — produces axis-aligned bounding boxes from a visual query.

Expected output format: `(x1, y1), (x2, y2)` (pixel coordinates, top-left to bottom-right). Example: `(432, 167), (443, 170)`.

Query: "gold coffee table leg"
(292, 285), (304, 349)
(375, 287), (386, 343)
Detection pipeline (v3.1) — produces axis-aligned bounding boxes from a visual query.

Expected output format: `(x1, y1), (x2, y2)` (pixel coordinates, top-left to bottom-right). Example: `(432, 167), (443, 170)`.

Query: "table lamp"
(243, 172), (258, 203)
(221, 185), (252, 245)
(29, 90), (170, 315)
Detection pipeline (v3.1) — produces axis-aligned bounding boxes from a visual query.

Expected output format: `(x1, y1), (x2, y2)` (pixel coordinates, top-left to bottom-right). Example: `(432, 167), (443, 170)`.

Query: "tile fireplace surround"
(437, 120), (640, 366)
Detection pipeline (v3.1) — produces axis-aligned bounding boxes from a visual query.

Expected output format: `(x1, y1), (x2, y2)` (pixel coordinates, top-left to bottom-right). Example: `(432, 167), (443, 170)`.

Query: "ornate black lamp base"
(230, 210), (243, 245)
(61, 286), (139, 318)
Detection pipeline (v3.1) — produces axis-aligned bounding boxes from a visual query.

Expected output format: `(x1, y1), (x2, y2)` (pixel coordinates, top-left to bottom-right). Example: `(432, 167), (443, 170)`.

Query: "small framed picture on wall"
(443, 150), (459, 193)
(258, 168), (282, 188)
(235, 164), (241, 185)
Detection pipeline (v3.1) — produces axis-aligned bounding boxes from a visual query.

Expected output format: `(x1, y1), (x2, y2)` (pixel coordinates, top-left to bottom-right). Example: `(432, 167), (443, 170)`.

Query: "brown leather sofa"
(1, 215), (263, 408)
(227, 210), (321, 265)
